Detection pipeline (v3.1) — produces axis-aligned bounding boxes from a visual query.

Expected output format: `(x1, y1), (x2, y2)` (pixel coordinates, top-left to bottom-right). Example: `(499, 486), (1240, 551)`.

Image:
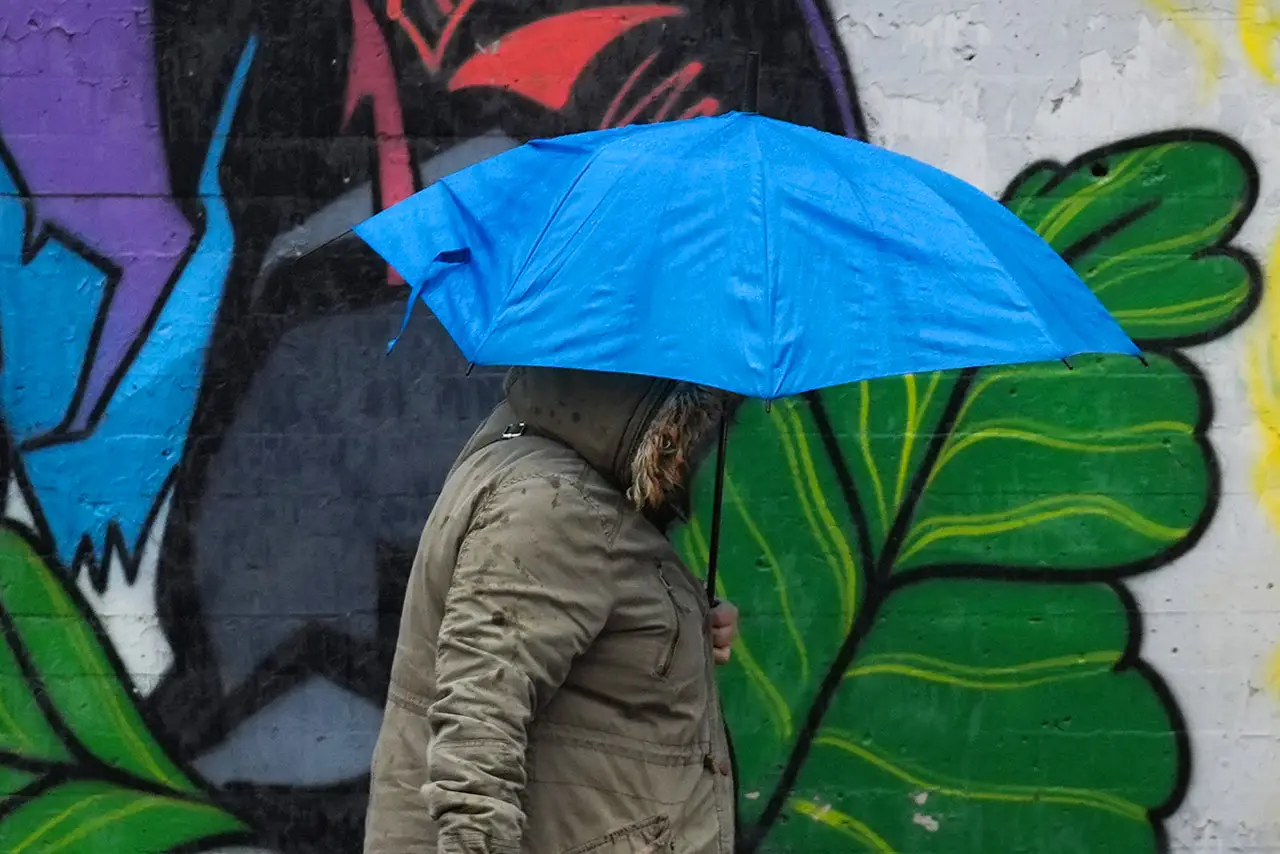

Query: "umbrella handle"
(705, 416), (730, 605)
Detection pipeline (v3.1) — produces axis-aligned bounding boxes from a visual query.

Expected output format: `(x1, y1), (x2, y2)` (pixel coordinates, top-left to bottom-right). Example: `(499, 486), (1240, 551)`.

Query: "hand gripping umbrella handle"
(705, 416), (730, 605)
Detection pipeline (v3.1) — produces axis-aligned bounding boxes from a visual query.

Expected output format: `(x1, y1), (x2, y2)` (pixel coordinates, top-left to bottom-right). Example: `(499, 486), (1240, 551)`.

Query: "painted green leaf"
(0, 528), (196, 793)
(0, 527), (71, 820)
(0, 779), (247, 853)
(0, 529), (243, 850)
(675, 133), (1257, 853)
(784, 579), (1178, 853)
(0, 605), (68, 763)
(674, 396), (864, 823)
(893, 354), (1206, 574)
(1004, 134), (1259, 344)
(680, 369), (1194, 850)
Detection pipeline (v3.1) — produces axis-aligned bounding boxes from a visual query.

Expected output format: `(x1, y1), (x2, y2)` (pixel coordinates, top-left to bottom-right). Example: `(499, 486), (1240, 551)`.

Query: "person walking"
(365, 366), (742, 854)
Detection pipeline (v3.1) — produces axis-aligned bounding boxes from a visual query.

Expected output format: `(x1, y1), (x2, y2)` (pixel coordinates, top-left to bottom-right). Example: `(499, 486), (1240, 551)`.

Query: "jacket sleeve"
(425, 473), (615, 854)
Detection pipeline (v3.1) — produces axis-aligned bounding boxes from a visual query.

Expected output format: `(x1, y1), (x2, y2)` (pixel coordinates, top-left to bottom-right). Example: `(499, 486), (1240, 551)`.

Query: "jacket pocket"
(563, 814), (673, 854)
(654, 566), (689, 678)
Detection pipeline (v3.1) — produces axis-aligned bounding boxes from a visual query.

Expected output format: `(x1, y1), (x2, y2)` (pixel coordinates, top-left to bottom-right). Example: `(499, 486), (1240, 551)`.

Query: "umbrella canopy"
(355, 111), (1139, 401)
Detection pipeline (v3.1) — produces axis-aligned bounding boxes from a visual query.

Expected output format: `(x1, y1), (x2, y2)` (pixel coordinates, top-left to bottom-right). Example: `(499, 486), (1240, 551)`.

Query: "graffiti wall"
(0, 0), (1276, 851)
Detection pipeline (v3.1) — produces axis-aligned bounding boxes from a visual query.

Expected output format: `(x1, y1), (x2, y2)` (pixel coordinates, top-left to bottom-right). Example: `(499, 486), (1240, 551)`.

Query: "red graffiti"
(448, 5), (685, 111)
(600, 53), (719, 128)
(388, 0), (478, 74)
(344, 0), (414, 285)
(348, 1), (720, 291)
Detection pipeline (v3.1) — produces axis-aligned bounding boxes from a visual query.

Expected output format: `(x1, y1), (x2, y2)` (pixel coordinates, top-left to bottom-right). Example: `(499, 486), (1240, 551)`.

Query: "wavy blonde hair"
(627, 384), (735, 509)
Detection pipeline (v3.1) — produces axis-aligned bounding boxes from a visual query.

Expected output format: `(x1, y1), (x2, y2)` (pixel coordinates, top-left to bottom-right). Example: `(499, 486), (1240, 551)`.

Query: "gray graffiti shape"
(250, 130), (520, 306)
(188, 133), (516, 786)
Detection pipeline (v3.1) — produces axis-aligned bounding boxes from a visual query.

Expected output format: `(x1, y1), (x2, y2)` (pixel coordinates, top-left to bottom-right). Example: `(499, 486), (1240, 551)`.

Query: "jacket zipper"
(656, 565), (688, 677)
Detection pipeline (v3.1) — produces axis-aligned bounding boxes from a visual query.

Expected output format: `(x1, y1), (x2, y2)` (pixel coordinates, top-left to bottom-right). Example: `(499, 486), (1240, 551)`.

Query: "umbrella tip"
(1061, 357), (1074, 371)
(1136, 353), (1150, 368)
(743, 51), (761, 112)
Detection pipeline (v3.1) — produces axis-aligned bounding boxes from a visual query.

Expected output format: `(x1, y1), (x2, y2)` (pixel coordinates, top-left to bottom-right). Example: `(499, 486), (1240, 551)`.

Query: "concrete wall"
(0, 0), (1275, 851)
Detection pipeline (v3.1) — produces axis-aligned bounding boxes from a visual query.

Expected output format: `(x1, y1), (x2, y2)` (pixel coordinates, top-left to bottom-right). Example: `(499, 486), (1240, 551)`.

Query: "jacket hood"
(503, 366), (737, 511)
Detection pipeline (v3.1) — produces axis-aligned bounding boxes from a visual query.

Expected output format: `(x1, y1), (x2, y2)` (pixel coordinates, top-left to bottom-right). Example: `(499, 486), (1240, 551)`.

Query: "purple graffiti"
(0, 0), (194, 440)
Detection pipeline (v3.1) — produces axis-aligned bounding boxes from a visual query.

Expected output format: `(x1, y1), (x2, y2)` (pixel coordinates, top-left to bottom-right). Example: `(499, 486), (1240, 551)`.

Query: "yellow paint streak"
(847, 650), (1122, 690)
(791, 798), (897, 852)
(930, 419), (1191, 487)
(1259, 645), (1280, 696)
(776, 402), (860, 631)
(1263, 645), (1280, 697)
(41, 799), (158, 854)
(11, 793), (111, 854)
(1144, 0), (1223, 98)
(949, 363), (1095, 438)
(725, 476), (810, 683)
(1246, 233), (1280, 530)
(894, 374), (919, 511)
(1113, 283), (1249, 322)
(683, 521), (793, 740)
(894, 373), (941, 511)
(1035, 149), (1155, 247)
(1240, 0), (1280, 83)
(816, 732), (1148, 821)
(901, 494), (1188, 564)
(1115, 286), (1251, 327)
(1088, 205), (1243, 282)
(682, 522), (709, 577)
(858, 382), (890, 535)
(1090, 254), (1184, 296)
(771, 405), (843, 621)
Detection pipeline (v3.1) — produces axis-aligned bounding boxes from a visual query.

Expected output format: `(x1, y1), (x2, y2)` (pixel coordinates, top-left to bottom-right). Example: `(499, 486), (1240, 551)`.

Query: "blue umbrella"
(353, 110), (1140, 597)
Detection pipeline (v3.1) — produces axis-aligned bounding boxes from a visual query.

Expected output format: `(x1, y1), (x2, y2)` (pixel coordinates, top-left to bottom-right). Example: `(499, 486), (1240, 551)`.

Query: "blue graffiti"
(0, 35), (258, 568)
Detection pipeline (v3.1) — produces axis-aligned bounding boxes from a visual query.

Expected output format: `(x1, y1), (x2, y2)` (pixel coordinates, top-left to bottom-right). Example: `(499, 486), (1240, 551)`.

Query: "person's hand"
(709, 600), (739, 665)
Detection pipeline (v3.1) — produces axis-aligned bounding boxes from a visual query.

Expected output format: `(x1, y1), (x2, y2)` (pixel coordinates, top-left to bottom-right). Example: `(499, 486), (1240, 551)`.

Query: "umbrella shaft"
(705, 416), (730, 604)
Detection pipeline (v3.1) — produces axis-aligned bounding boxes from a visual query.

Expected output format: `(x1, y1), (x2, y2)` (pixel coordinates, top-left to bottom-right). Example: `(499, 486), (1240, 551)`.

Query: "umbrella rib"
(477, 145), (615, 357)
(804, 135), (1068, 365)
(798, 132), (882, 376)
(486, 120), (745, 365)
(752, 120), (777, 400)
(890, 161), (1065, 354)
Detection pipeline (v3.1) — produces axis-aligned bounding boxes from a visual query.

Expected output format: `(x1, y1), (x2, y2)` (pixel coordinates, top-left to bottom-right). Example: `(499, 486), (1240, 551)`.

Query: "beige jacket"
(364, 367), (737, 854)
